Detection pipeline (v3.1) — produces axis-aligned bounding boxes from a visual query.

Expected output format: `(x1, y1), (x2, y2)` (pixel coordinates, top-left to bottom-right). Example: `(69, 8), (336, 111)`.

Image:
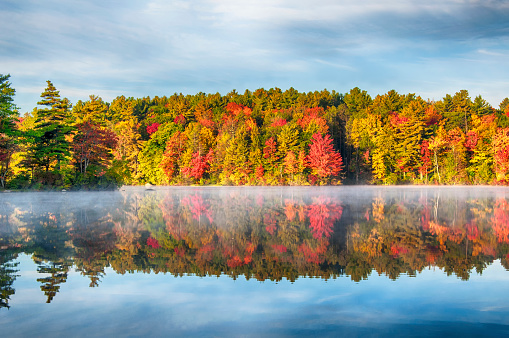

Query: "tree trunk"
(355, 148), (359, 183)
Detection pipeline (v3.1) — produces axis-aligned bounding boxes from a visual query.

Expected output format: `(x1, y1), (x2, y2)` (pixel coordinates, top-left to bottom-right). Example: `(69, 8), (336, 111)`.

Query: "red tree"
(390, 112), (409, 126)
(284, 150), (298, 182)
(465, 131), (478, 151)
(182, 149), (213, 180)
(255, 164), (265, 182)
(270, 118), (287, 128)
(160, 131), (187, 180)
(174, 114), (186, 125)
(297, 108), (329, 134)
(225, 102), (252, 118)
(147, 237), (161, 249)
(73, 122), (117, 174)
(146, 122), (160, 135)
(263, 137), (278, 160)
(306, 133), (343, 184)
(423, 105), (442, 126)
(492, 199), (509, 243)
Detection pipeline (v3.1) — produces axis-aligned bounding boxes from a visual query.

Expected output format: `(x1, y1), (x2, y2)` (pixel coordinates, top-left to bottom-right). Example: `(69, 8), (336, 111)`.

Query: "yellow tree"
(283, 150), (298, 184)
(109, 96), (135, 123)
(493, 128), (509, 182)
(369, 114), (395, 184)
(428, 124), (448, 184)
(348, 117), (372, 182)
(277, 123), (300, 159)
(467, 114), (497, 183)
(72, 95), (108, 125)
(444, 127), (467, 183)
(390, 113), (424, 181)
(220, 125), (251, 185)
(112, 118), (142, 184)
(160, 131), (187, 183)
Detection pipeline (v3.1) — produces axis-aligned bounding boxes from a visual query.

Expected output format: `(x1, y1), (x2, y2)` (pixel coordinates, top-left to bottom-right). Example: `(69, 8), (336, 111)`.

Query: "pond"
(1, 186), (509, 336)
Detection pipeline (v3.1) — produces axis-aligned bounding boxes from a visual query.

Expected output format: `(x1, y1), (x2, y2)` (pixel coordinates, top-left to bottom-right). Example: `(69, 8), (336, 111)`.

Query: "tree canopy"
(2, 77), (509, 189)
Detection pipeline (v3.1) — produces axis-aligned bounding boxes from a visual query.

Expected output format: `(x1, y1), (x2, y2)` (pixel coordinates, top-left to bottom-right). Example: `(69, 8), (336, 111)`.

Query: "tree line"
(1, 74), (509, 189)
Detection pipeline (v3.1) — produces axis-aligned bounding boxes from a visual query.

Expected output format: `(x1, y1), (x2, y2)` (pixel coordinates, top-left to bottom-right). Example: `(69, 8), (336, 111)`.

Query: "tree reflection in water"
(0, 187), (508, 307)
(0, 251), (18, 309)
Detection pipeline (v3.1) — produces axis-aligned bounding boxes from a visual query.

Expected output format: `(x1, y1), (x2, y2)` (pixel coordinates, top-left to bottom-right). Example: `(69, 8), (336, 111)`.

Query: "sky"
(1, 0), (509, 112)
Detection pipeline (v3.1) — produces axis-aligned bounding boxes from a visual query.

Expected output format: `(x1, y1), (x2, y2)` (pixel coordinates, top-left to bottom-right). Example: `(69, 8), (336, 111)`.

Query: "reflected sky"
(2, 254), (509, 336)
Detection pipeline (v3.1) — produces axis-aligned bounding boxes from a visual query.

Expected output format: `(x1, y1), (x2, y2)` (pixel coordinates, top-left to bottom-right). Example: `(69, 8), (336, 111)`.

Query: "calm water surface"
(1, 186), (509, 337)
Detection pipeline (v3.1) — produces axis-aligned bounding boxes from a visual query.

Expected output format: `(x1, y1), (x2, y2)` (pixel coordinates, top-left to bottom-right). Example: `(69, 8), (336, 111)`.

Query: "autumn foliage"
(72, 122), (117, 175)
(5, 79), (509, 189)
(306, 133), (343, 184)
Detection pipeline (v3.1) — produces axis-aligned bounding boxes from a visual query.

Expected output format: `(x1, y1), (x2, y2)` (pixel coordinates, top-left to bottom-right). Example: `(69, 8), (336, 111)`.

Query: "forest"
(1, 73), (509, 189)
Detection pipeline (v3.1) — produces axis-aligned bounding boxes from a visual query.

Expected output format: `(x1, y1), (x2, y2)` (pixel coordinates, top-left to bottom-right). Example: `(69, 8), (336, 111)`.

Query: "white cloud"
(1, 0), (509, 110)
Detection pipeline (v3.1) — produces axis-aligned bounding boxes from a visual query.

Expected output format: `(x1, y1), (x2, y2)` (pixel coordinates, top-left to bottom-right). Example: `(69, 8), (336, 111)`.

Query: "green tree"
(36, 261), (70, 303)
(72, 95), (109, 125)
(0, 74), (19, 188)
(0, 252), (18, 309)
(108, 95), (135, 123)
(472, 95), (492, 117)
(0, 74), (18, 135)
(30, 81), (73, 182)
(138, 122), (181, 184)
(438, 90), (473, 133)
(371, 90), (412, 122)
(344, 87), (372, 119)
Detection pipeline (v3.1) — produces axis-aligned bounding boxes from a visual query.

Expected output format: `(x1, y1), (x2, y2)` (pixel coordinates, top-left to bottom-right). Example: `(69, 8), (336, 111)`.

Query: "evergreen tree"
(0, 74), (18, 135)
(36, 261), (70, 303)
(72, 95), (109, 125)
(0, 74), (19, 188)
(344, 87), (372, 119)
(31, 81), (73, 178)
(0, 252), (18, 309)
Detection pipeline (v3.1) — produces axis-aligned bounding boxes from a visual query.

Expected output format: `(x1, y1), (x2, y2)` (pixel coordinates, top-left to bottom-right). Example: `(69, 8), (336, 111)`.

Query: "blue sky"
(1, 0), (509, 112)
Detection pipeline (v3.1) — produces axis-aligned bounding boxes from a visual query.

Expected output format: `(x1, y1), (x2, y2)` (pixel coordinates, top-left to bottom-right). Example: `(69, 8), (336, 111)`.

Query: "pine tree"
(0, 74), (18, 135)
(31, 81), (73, 177)
(72, 95), (109, 125)
(0, 74), (19, 188)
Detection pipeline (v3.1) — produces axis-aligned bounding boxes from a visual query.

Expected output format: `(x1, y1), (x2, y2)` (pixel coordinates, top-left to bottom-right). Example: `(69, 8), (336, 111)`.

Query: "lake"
(1, 186), (509, 337)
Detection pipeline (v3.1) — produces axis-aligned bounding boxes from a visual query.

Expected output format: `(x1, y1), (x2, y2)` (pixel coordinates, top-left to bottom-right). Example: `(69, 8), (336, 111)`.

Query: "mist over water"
(2, 185), (507, 218)
(1, 186), (509, 336)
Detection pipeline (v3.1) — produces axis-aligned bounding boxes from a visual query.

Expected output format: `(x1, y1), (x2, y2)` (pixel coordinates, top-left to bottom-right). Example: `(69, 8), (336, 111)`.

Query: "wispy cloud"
(1, 0), (509, 111)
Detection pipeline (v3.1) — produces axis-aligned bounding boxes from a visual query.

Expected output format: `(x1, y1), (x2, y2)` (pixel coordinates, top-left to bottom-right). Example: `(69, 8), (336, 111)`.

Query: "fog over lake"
(1, 186), (509, 336)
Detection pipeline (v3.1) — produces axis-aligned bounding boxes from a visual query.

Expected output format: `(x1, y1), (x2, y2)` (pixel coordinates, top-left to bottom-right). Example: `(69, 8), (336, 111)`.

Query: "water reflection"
(0, 186), (509, 308)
